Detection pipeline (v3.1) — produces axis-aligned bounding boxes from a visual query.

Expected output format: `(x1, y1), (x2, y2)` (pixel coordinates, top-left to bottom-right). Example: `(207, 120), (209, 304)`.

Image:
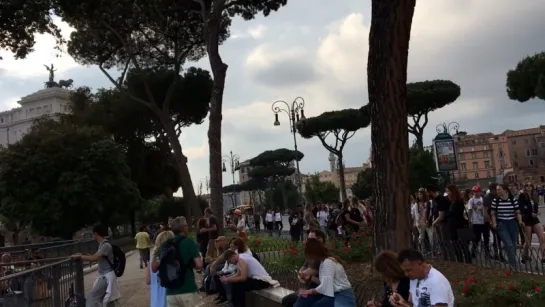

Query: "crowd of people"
(410, 182), (545, 268)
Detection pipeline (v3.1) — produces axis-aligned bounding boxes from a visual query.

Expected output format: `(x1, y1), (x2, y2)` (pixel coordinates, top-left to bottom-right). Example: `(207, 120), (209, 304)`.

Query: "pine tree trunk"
(368, 0), (416, 253)
(164, 120), (198, 227)
(338, 154), (348, 201)
(207, 18), (227, 235)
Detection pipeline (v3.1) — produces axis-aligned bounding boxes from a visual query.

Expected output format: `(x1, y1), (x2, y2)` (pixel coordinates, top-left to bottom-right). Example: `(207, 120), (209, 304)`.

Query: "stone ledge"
(253, 287), (294, 303)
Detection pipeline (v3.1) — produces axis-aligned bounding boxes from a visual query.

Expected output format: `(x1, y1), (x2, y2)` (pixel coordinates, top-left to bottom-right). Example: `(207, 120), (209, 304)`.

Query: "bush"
(451, 269), (545, 306)
(277, 229), (373, 268)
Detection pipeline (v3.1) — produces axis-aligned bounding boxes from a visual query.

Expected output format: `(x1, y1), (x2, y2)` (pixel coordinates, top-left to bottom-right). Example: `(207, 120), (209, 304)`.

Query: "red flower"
(282, 249), (287, 254)
(342, 247), (350, 253)
(291, 249), (297, 255)
(367, 244), (372, 249)
(534, 286), (541, 293)
(452, 280), (459, 285)
(505, 271), (512, 276)
(470, 269), (476, 275)
(498, 285), (505, 290)
(354, 240), (360, 245)
(462, 285), (469, 293)
(508, 285), (515, 291)
(255, 238), (261, 244)
(465, 278), (476, 285)
(288, 244), (293, 249)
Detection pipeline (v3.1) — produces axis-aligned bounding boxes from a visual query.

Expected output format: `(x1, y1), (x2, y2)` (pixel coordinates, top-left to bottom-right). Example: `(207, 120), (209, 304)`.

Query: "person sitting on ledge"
(282, 229), (325, 307)
(221, 249), (278, 307)
(296, 238), (356, 307)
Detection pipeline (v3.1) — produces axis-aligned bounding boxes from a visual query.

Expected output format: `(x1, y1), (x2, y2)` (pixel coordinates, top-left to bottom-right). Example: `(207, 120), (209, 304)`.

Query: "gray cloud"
(251, 58), (319, 88)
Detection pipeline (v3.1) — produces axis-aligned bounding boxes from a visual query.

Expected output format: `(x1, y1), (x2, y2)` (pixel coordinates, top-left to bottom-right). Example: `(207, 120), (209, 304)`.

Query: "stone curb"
(83, 250), (135, 276)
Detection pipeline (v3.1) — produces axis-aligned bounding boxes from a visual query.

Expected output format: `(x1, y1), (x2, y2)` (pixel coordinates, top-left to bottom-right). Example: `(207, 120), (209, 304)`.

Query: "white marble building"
(0, 87), (71, 148)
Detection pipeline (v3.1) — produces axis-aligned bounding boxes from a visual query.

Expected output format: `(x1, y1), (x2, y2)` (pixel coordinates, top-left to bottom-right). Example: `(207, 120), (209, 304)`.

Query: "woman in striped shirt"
(490, 183), (525, 267)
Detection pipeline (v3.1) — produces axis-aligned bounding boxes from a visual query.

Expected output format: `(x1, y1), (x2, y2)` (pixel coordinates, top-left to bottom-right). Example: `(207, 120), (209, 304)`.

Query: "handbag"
(457, 205), (475, 241)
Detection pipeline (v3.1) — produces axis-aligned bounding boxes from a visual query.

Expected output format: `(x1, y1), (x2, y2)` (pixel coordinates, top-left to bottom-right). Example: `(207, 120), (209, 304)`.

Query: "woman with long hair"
(491, 183), (524, 267)
(296, 239), (356, 307)
(445, 184), (471, 263)
(147, 230), (174, 307)
(304, 204), (321, 234)
(412, 190), (429, 253)
(366, 251), (410, 307)
(519, 181), (545, 264)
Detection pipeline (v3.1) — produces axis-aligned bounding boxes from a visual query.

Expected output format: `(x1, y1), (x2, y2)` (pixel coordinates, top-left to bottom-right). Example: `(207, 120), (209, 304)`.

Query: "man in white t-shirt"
(390, 249), (454, 307)
(467, 185), (490, 257)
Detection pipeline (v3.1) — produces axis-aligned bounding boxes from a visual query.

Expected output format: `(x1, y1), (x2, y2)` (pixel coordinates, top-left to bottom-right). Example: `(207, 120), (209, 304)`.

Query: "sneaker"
(216, 298), (228, 305)
(213, 296), (224, 302)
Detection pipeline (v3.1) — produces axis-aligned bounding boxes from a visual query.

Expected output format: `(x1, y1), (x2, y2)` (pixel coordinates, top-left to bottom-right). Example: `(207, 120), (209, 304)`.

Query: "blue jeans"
(335, 289), (356, 307)
(294, 294), (330, 307)
(497, 219), (519, 266)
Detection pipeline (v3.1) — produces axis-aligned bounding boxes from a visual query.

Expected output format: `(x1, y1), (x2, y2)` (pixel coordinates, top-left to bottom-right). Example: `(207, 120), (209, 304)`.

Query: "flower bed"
(256, 228), (545, 306)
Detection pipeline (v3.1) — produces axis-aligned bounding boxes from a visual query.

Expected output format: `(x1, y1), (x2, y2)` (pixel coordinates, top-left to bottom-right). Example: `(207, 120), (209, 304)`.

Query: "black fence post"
(74, 258), (85, 307)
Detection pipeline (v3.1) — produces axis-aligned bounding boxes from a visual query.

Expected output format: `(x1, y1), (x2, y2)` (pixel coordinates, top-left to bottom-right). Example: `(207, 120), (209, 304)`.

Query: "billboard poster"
(433, 139), (458, 172)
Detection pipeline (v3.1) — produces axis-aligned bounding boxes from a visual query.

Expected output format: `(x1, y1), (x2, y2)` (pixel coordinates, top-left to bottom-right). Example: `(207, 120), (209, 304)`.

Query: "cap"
(472, 185), (481, 193)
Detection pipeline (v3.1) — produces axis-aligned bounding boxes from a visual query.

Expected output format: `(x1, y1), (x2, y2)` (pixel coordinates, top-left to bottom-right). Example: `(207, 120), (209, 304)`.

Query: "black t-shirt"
(208, 215), (219, 239)
(382, 278), (410, 307)
(448, 199), (466, 229)
(312, 208), (318, 218)
(434, 195), (450, 224)
(350, 208), (363, 222)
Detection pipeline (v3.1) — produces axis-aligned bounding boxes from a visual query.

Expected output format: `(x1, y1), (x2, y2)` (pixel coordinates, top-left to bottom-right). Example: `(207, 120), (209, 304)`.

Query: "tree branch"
(339, 130), (350, 152)
(317, 133), (339, 155)
(98, 65), (156, 109)
(99, 19), (160, 114)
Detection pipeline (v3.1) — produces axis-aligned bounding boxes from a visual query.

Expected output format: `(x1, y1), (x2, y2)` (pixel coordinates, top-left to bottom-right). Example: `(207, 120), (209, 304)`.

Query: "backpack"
(104, 242), (126, 277)
(158, 237), (188, 289)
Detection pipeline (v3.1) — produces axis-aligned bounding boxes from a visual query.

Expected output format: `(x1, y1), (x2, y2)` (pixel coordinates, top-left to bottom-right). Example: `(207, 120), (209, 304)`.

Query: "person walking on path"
(135, 226), (151, 269)
(157, 216), (203, 307)
(73, 225), (121, 307)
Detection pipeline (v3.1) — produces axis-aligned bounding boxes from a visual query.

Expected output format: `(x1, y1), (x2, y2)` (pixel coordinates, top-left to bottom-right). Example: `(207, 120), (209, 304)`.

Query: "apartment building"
(454, 132), (510, 187)
(504, 125), (545, 183)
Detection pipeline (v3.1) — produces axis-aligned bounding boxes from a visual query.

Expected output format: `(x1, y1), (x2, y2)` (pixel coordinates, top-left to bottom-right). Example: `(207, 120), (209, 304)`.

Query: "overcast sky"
(1, 0), (545, 194)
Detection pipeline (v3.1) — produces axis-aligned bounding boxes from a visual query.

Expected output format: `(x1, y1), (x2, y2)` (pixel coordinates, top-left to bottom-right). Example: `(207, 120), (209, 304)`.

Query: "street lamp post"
(271, 97), (305, 200)
(222, 151), (240, 208)
(432, 122), (466, 188)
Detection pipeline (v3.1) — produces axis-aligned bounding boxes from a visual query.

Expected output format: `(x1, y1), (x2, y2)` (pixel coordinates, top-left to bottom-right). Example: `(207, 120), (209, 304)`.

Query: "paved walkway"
(84, 252), (214, 307)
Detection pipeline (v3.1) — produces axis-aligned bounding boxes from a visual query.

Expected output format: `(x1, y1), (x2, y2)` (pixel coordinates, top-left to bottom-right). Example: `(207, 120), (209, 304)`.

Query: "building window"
(514, 161), (519, 167)
(461, 163), (467, 170)
(484, 160), (490, 168)
(499, 151), (504, 157)
(512, 140), (516, 145)
(473, 162), (478, 170)
(526, 149), (531, 157)
(530, 159), (534, 166)
(459, 148), (464, 153)
(532, 148), (538, 155)
(471, 153), (476, 159)
(474, 172), (479, 179)
(484, 145), (488, 150)
(459, 153), (465, 160)
(471, 147), (475, 151)
(484, 151), (490, 158)
(487, 171), (492, 178)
